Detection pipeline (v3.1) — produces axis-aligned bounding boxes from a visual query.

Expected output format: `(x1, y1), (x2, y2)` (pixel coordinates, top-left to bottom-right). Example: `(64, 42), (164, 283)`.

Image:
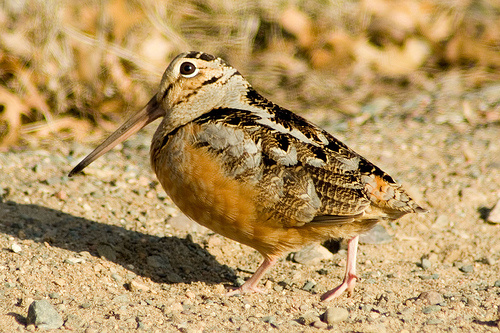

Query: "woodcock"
(69, 51), (427, 301)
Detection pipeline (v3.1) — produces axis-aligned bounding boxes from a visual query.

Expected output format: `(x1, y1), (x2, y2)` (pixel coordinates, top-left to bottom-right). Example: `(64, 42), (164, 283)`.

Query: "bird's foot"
(225, 258), (276, 297)
(225, 283), (266, 296)
(320, 272), (358, 301)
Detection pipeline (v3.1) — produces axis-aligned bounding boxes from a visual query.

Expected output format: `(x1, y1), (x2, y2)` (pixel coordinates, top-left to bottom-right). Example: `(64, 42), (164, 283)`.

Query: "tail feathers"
(362, 174), (427, 215)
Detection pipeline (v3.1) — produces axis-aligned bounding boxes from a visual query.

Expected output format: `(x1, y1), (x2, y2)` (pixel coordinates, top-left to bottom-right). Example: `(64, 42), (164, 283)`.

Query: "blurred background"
(0, 0), (499, 148)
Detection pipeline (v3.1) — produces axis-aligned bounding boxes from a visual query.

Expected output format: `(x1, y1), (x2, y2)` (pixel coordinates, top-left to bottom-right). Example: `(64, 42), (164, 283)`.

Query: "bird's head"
(69, 51), (249, 176)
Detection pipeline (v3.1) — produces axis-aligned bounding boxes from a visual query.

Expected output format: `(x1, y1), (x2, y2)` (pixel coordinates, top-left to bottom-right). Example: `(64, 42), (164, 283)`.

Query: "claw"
(225, 257), (277, 297)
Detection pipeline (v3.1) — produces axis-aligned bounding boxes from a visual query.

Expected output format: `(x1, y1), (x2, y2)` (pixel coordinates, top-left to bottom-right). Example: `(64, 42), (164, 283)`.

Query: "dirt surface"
(0, 73), (499, 332)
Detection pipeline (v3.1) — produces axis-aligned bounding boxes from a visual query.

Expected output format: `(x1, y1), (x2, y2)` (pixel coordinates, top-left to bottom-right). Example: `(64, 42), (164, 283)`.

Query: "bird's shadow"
(0, 201), (236, 285)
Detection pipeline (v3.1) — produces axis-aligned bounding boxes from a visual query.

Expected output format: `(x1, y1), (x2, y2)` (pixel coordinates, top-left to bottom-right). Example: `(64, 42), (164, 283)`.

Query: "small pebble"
(459, 264), (474, 273)
(264, 280), (273, 290)
(466, 297), (479, 307)
(96, 244), (117, 261)
(111, 273), (123, 282)
(64, 314), (85, 329)
(261, 315), (278, 328)
(494, 280), (500, 287)
(420, 258), (431, 270)
(361, 304), (373, 312)
(166, 272), (183, 284)
(26, 299), (64, 330)
(129, 280), (150, 292)
(426, 318), (443, 325)
(422, 305), (441, 314)
(487, 199), (500, 223)
(302, 280), (316, 292)
(359, 224), (392, 244)
(312, 320), (328, 329)
(299, 304), (311, 312)
(48, 292), (60, 299)
(292, 244), (333, 265)
(418, 291), (443, 305)
(4, 282), (15, 288)
(322, 307), (349, 324)
(234, 277), (245, 287)
(81, 302), (92, 309)
(113, 294), (129, 303)
(10, 243), (22, 253)
(298, 311), (320, 326)
(53, 278), (66, 287)
(273, 285), (283, 292)
(419, 273), (439, 280)
(54, 190), (67, 200)
(147, 255), (171, 269)
(64, 257), (85, 265)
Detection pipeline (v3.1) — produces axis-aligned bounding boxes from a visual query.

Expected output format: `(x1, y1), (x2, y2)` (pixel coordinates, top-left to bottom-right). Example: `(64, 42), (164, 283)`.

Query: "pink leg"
(226, 257), (277, 296)
(321, 236), (359, 301)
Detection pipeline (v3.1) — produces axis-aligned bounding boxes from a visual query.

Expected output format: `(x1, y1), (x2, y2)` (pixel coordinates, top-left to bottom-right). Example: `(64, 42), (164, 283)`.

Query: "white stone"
(487, 199), (500, 224)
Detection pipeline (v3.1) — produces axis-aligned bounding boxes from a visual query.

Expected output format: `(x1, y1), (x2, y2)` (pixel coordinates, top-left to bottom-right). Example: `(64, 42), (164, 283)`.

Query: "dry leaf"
(354, 37), (431, 75)
(280, 7), (314, 48)
(0, 86), (28, 147)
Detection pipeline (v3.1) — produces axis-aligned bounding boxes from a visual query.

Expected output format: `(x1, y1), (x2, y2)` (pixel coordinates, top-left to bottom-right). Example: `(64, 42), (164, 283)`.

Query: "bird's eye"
(179, 62), (198, 77)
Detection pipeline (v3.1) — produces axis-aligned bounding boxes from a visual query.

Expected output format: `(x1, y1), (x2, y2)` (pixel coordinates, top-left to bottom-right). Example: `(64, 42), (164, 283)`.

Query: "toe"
(321, 283), (347, 301)
(225, 284), (266, 297)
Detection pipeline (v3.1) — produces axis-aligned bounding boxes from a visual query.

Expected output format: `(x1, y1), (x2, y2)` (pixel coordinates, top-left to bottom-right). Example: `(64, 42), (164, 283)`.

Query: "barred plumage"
(69, 51), (427, 300)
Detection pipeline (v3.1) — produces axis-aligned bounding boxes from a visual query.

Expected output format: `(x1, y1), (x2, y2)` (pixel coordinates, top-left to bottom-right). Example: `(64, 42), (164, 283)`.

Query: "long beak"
(69, 96), (165, 177)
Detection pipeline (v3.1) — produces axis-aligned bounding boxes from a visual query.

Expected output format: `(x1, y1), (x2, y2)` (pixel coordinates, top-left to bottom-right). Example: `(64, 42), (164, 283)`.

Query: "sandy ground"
(0, 72), (499, 332)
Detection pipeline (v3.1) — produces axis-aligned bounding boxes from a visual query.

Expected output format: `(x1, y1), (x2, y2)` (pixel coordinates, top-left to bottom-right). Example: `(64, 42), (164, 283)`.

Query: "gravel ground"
(0, 73), (499, 332)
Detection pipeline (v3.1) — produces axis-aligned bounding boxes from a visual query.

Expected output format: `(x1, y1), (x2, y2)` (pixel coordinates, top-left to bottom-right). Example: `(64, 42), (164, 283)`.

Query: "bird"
(69, 51), (427, 301)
